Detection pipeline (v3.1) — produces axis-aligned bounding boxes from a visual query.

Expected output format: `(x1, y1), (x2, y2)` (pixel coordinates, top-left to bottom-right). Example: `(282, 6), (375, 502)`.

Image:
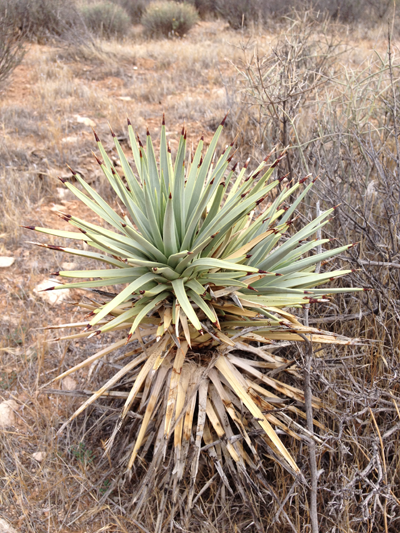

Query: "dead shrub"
(0, 10), (25, 88)
(0, 0), (84, 43)
(231, 10), (400, 530)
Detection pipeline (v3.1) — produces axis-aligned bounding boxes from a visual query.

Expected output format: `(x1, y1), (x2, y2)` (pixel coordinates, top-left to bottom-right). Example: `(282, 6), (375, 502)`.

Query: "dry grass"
(0, 15), (400, 533)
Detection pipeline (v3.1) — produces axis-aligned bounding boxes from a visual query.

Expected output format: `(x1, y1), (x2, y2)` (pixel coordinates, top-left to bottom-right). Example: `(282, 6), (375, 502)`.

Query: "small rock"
(34, 279), (70, 306)
(0, 400), (19, 428)
(117, 96), (132, 101)
(56, 187), (68, 200)
(61, 262), (78, 271)
(61, 136), (78, 144)
(366, 181), (376, 198)
(56, 187), (74, 201)
(0, 257), (15, 268)
(50, 204), (67, 212)
(75, 115), (96, 128)
(62, 377), (77, 391)
(32, 451), (46, 462)
(0, 518), (18, 533)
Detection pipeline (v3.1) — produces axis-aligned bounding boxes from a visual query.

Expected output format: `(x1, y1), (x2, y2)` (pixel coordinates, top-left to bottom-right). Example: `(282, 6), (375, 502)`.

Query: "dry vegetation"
(1, 9), (400, 533)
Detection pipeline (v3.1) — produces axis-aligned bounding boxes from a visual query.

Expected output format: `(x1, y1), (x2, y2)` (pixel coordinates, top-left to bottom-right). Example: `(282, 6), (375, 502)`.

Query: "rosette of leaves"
(25, 115), (361, 512)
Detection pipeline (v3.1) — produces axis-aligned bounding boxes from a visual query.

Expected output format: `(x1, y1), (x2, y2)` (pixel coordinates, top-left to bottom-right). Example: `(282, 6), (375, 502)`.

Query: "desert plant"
(25, 115), (361, 523)
(79, 1), (131, 39)
(141, 1), (199, 37)
(0, 0), (83, 42)
(0, 11), (25, 88)
(111, 0), (152, 24)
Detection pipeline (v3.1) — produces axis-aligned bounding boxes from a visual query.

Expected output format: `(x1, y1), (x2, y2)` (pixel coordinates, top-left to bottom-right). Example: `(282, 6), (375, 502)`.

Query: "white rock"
(34, 279), (70, 306)
(61, 262), (78, 271)
(61, 136), (78, 144)
(117, 96), (132, 101)
(75, 115), (96, 128)
(366, 180), (376, 198)
(56, 187), (67, 200)
(56, 187), (74, 201)
(50, 204), (66, 212)
(62, 377), (77, 391)
(32, 451), (46, 462)
(0, 518), (19, 533)
(0, 400), (19, 428)
(0, 257), (15, 268)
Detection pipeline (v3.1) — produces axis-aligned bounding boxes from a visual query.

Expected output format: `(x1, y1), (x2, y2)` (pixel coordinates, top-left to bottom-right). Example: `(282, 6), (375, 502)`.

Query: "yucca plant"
(25, 115), (361, 514)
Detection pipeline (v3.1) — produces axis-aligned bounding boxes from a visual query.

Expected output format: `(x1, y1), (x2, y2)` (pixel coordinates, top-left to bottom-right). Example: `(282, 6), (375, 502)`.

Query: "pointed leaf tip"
(58, 177), (67, 184)
(279, 172), (290, 183)
(23, 226), (35, 231)
(92, 129), (100, 142)
(127, 117), (132, 126)
(162, 113), (165, 125)
(66, 164), (76, 176)
(220, 113), (229, 126)
(147, 127), (150, 136)
(92, 151), (102, 165)
(109, 124), (116, 137)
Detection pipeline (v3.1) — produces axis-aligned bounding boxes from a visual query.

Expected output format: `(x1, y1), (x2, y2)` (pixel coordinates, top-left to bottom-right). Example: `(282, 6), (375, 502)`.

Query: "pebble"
(0, 400), (19, 428)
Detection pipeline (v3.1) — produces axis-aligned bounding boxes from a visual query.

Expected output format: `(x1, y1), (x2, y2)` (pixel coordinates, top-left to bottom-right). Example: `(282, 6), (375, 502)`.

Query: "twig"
(307, 309), (373, 324)
(298, 333), (319, 533)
